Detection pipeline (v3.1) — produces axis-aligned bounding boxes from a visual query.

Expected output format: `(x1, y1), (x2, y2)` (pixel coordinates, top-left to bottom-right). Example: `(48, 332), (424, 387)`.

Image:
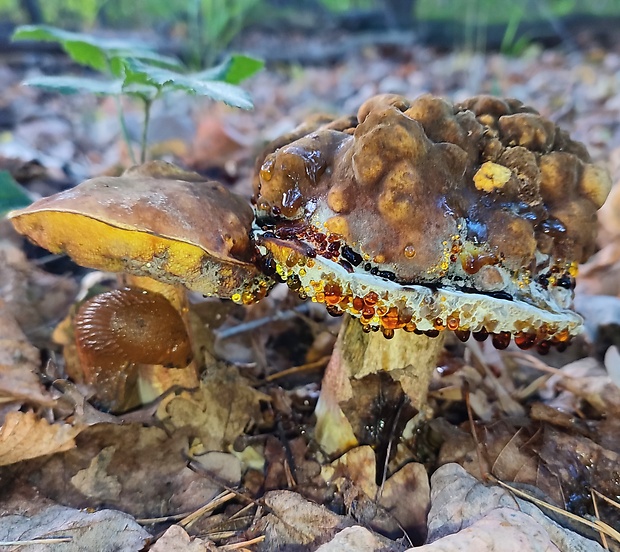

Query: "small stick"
(591, 490), (609, 550)
(0, 537), (72, 545)
(180, 491), (236, 528)
(221, 535), (265, 550)
(488, 475), (620, 544)
(264, 356), (329, 382)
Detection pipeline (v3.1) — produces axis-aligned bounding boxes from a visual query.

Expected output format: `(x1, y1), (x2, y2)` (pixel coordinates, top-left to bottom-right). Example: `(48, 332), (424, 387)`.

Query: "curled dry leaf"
(0, 504), (150, 552)
(164, 365), (270, 452)
(255, 490), (351, 550)
(150, 524), (217, 552)
(5, 423), (228, 519)
(411, 508), (562, 552)
(323, 445), (430, 543)
(423, 464), (605, 552)
(314, 525), (395, 552)
(0, 300), (51, 405)
(0, 411), (82, 466)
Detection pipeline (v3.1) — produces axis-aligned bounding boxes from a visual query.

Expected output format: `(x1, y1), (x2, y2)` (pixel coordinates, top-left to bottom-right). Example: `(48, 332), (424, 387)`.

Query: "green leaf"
(12, 25), (182, 74)
(23, 75), (123, 95)
(122, 59), (254, 110)
(198, 55), (264, 85)
(0, 171), (32, 219)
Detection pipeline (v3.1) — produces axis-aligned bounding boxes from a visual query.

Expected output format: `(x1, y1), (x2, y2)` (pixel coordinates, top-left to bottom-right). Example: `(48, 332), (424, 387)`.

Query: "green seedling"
(12, 25), (264, 163)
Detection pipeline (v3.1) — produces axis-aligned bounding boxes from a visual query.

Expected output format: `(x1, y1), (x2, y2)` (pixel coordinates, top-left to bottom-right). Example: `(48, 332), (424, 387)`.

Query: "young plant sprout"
(10, 95), (610, 442)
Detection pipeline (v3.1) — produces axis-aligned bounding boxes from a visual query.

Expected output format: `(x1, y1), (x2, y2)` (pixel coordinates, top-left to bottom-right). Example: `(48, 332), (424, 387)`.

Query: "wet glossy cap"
(253, 94), (612, 348)
(11, 161), (272, 303)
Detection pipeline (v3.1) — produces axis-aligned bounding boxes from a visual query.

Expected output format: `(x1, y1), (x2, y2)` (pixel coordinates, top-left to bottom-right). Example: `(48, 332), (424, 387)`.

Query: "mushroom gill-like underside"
(253, 93), (611, 350)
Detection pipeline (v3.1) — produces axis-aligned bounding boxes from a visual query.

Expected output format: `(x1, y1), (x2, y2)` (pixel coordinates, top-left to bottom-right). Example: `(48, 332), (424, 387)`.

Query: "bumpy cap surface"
(11, 161), (272, 303)
(253, 94), (611, 349)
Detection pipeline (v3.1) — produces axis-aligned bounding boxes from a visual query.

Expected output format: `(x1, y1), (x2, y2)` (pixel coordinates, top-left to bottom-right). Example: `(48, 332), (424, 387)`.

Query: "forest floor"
(0, 31), (619, 551)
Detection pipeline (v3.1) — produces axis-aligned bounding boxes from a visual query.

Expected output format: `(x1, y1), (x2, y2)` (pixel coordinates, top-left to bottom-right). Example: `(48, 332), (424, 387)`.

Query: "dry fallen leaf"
(0, 301), (52, 405)
(0, 504), (150, 552)
(314, 525), (395, 552)
(323, 445), (430, 543)
(165, 365), (269, 452)
(423, 463), (606, 552)
(255, 490), (351, 549)
(150, 524), (217, 552)
(0, 411), (82, 466)
(3, 423), (228, 519)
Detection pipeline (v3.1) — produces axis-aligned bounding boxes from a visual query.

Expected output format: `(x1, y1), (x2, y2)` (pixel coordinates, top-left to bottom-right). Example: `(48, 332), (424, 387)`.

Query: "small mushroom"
(253, 93), (611, 454)
(10, 161), (273, 410)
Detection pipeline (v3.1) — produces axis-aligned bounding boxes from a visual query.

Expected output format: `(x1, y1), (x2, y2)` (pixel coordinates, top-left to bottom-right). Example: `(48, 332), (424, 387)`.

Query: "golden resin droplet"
(404, 245), (416, 258)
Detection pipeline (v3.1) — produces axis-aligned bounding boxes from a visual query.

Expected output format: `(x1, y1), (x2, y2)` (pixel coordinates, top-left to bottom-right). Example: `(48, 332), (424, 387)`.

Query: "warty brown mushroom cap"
(253, 94), (612, 348)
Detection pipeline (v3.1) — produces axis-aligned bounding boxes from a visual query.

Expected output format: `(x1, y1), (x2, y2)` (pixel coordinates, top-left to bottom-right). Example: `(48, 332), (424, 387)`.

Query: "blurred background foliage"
(3, 0), (620, 65)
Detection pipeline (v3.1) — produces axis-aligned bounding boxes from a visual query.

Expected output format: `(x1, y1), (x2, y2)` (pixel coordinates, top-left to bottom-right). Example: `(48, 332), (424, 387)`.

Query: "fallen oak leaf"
(0, 410), (83, 466)
(0, 504), (149, 552)
(164, 365), (270, 452)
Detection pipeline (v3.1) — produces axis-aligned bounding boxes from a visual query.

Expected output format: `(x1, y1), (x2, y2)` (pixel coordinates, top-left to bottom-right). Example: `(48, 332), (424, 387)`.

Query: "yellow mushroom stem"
(314, 314), (446, 457)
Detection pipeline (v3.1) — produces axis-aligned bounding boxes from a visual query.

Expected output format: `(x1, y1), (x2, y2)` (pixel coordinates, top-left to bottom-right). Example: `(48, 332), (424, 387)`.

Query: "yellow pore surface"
(12, 211), (206, 285)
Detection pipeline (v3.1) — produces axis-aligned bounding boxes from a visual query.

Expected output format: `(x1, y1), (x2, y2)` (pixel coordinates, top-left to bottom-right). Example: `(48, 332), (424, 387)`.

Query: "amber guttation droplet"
(382, 327), (395, 339)
(404, 245), (416, 258)
(473, 328), (489, 342)
(404, 322), (416, 332)
(315, 292), (325, 303)
(326, 305), (344, 317)
(447, 316), (460, 331)
(425, 329), (440, 338)
(462, 252), (498, 275)
(454, 329), (470, 342)
(554, 341), (569, 352)
(514, 332), (536, 350)
(363, 291), (379, 306)
(286, 274), (301, 291)
(491, 331), (511, 350)
(537, 340), (551, 355)
(362, 305), (375, 319)
(434, 318), (445, 330)
(362, 324), (372, 333)
(352, 297), (364, 311)
(381, 307), (400, 330)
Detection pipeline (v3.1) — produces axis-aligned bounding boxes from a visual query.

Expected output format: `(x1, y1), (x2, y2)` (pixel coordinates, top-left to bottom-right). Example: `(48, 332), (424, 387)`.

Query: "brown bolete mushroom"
(9, 95), (610, 446)
(10, 161), (273, 410)
(253, 93), (611, 454)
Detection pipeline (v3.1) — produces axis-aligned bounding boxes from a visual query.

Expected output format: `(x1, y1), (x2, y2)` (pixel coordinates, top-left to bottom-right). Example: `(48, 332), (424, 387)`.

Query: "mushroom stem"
(314, 314), (445, 457)
(121, 275), (199, 405)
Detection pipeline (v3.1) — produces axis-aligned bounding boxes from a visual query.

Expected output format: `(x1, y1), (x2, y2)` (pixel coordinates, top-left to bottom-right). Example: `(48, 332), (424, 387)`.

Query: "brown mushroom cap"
(10, 161), (272, 303)
(254, 94), (612, 345)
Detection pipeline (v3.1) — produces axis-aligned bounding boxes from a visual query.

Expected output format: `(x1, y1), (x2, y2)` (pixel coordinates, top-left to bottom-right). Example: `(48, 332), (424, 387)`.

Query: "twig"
(591, 488), (620, 510)
(504, 351), (574, 377)
(488, 475), (620, 544)
(215, 304), (312, 340)
(0, 537), (72, 545)
(591, 490), (609, 550)
(221, 535), (265, 550)
(136, 511), (193, 524)
(264, 356), (329, 382)
(179, 491), (236, 529)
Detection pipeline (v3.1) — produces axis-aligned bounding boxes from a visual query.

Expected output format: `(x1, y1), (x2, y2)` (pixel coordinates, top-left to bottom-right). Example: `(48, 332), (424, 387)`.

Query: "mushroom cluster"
(9, 93), (610, 425)
(253, 93), (611, 351)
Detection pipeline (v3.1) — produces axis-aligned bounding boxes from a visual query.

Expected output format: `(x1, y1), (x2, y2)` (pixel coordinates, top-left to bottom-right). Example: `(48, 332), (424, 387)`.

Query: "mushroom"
(9, 95), (610, 440)
(253, 93), (611, 454)
(10, 161), (273, 410)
